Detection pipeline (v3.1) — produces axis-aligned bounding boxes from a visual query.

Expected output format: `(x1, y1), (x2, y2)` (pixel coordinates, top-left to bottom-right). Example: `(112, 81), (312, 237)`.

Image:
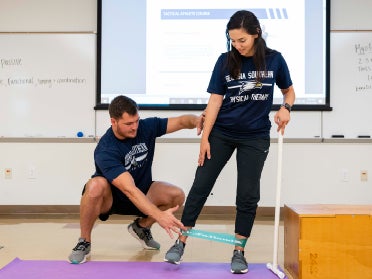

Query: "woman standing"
(164, 10), (295, 274)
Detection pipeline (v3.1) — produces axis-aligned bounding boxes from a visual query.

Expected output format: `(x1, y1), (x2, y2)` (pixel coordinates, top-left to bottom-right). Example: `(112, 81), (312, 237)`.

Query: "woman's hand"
(198, 138), (211, 166)
(274, 106), (290, 134)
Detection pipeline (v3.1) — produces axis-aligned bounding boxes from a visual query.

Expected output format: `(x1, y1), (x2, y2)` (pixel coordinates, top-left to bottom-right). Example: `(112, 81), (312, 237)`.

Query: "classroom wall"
(0, 0), (372, 208)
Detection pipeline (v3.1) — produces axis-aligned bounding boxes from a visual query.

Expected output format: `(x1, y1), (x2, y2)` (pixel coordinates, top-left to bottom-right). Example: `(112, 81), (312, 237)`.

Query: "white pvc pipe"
(266, 131), (285, 279)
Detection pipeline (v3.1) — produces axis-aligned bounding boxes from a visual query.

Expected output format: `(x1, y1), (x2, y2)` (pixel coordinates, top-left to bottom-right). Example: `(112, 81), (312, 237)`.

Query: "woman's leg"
(181, 133), (235, 227)
(235, 138), (270, 240)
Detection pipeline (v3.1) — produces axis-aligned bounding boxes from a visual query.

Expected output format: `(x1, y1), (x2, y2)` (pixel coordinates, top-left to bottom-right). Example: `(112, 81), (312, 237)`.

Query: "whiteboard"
(0, 0), (96, 32)
(0, 34), (96, 137)
(331, 0), (372, 31)
(323, 31), (372, 138)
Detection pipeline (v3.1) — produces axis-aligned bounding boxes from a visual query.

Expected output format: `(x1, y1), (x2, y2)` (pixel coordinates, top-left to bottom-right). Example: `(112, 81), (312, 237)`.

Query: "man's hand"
(154, 205), (186, 238)
(196, 112), (205, 136)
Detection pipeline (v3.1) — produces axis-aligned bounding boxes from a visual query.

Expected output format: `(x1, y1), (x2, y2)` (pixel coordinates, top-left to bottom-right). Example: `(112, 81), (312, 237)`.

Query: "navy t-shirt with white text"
(93, 117), (167, 193)
(207, 50), (293, 139)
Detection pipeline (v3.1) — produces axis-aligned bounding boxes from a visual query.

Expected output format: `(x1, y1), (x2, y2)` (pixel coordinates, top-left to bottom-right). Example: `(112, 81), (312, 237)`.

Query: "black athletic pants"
(181, 131), (270, 238)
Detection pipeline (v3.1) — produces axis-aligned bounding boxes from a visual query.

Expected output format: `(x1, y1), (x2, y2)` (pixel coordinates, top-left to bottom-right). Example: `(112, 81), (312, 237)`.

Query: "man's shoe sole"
(69, 253), (90, 264)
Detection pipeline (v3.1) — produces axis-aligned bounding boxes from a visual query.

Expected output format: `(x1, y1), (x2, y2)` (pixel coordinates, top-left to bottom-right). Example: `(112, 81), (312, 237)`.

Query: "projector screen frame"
(95, 0), (331, 112)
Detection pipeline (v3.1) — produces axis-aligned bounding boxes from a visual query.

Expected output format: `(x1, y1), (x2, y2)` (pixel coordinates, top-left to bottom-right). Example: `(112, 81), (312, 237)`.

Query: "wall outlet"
(361, 170), (368, 182)
(4, 168), (12, 179)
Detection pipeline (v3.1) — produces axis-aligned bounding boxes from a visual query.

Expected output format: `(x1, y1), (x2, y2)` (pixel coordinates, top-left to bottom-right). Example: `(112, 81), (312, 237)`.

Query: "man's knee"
(147, 182), (185, 207)
(172, 186), (185, 205)
(84, 177), (110, 198)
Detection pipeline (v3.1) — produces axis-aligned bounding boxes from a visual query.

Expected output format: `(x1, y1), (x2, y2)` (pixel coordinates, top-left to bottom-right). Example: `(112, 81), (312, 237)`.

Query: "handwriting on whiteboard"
(355, 42), (372, 93)
(0, 57), (87, 88)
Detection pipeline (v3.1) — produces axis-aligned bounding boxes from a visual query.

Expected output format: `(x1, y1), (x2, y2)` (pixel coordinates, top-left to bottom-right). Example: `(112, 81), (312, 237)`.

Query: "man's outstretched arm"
(166, 113), (204, 135)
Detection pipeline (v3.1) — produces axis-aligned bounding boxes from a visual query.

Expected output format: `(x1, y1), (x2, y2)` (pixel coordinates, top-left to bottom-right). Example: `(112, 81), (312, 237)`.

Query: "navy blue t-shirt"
(93, 117), (168, 193)
(207, 50), (293, 138)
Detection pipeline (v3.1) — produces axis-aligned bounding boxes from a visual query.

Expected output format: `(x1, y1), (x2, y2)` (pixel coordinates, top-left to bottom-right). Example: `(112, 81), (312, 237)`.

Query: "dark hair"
(225, 10), (269, 80)
(109, 95), (139, 119)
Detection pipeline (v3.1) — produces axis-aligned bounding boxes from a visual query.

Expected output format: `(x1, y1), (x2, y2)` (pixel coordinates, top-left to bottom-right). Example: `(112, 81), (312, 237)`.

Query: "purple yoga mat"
(0, 258), (287, 279)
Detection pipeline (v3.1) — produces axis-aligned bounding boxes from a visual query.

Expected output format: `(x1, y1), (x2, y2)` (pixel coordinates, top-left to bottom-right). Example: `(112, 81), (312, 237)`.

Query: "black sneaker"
(164, 239), (185, 264)
(231, 250), (248, 274)
(68, 238), (91, 264)
(127, 218), (160, 249)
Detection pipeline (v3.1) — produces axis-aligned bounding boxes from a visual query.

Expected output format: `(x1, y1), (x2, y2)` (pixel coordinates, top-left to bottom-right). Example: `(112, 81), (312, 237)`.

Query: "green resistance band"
(181, 229), (247, 248)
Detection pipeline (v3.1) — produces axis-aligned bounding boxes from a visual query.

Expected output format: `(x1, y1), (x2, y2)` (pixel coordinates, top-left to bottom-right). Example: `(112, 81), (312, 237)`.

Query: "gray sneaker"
(164, 239), (185, 264)
(128, 218), (160, 250)
(68, 238), (91, 264)
(231, 250), (248, 274)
